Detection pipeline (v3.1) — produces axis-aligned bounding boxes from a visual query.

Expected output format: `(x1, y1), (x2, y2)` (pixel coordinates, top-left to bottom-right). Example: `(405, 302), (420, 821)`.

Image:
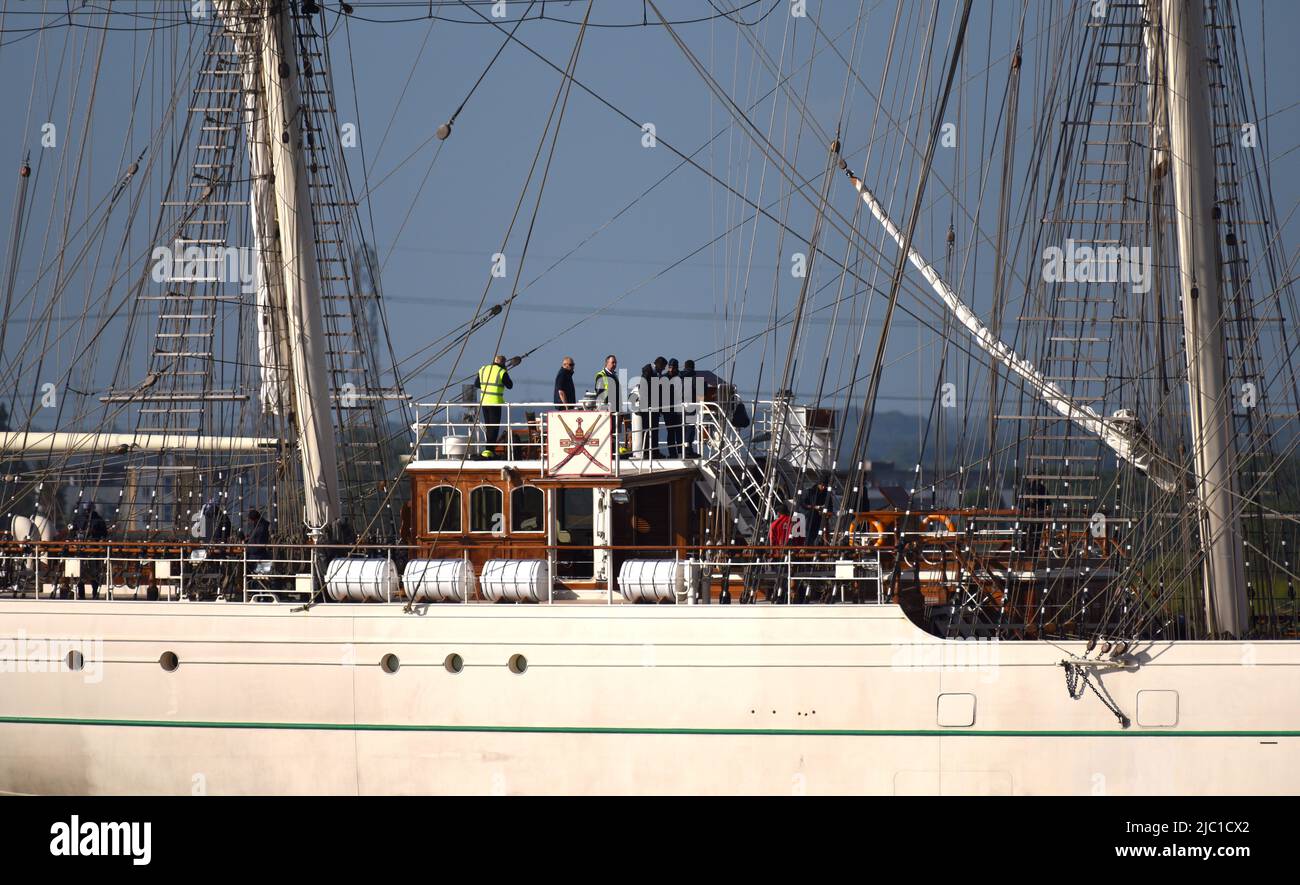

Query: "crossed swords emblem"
(552, 414), (609, 473)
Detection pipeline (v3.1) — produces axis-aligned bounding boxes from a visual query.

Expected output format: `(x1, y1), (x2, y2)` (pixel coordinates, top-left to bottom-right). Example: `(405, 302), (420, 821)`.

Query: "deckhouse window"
(511, 485), (544, 533)
(469, 485), (503, 533)
(427, 485), (461, 533)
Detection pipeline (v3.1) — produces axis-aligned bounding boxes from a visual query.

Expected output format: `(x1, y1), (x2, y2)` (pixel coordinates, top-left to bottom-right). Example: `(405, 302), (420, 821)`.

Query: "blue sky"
(2, 0), (1299, 425)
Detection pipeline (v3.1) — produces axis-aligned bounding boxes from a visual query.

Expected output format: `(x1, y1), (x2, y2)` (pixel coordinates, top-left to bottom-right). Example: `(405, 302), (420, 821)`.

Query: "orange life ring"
(849, 516), (889, 548)
(921, 514), (955, 534)
(917, 514), (955, 567)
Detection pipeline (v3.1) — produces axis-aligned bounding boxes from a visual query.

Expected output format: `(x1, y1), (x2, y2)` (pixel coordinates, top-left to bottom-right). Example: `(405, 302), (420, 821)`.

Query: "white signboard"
(545, 410), (614, 477)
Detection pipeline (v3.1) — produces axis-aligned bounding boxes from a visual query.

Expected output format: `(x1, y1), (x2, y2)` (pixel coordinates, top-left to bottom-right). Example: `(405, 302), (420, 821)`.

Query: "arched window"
(511, 485), (545, 533)
(426, 485), (461, 533)
(469, 484), (503, 534)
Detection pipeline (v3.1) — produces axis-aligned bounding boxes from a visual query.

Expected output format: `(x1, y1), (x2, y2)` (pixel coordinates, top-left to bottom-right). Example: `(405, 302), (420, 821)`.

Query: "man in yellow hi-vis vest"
(476, 354), (513, 458)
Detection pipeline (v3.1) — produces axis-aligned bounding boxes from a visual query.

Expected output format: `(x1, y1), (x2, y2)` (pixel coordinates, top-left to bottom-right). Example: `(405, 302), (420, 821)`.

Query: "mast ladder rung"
(1049, 219), (1149, 225)
(1029, 435), (1107, 442)
(138, 295), (239, 302)
(1018, 494), (1099, 502)
(1066, 120), (1149, 126)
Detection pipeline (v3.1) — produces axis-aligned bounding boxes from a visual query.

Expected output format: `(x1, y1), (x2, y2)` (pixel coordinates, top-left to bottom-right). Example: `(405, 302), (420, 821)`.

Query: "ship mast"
(243, 0), (342, 537)
(1157, 0), (1248, 636)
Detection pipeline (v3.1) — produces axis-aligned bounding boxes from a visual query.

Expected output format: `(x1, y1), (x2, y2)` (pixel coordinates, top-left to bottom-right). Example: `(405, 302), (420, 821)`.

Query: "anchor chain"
(1062, 660), (1131, 728)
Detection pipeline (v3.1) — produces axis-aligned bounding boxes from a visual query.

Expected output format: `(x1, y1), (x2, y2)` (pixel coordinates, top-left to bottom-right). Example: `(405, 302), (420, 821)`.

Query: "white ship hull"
(1, 599), (1296, 795)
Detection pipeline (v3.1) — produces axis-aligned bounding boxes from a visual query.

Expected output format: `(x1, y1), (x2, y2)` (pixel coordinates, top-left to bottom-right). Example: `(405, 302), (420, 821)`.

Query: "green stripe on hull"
(0, 715), (1297, 737)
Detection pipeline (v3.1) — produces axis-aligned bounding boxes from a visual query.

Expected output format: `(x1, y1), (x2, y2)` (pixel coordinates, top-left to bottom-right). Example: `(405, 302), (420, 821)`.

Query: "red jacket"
(769, 513), (792, 548)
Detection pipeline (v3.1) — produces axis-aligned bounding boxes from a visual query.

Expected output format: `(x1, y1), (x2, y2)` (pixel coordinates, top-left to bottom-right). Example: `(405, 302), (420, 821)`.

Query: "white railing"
(0, 541), (894, 606)
(411, 401), (552, 462)
(410, 400), (713, 465)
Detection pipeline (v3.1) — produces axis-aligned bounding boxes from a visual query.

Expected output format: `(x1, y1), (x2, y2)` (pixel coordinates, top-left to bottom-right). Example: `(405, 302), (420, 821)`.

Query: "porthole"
(380, 653), (400, 674)
(65, 650), (84, 672)
(159, 651), (179, 672)
(444, 653), (464, 674)
(508, 653), (527, 674)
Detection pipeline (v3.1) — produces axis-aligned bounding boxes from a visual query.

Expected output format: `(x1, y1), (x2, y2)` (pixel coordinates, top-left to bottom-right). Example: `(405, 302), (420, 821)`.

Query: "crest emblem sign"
(545, 410), (614, 476)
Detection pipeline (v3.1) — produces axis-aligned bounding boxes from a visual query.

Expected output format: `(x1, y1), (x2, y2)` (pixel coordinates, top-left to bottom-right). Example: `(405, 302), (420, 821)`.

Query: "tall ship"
(0, 0), (1297, 794)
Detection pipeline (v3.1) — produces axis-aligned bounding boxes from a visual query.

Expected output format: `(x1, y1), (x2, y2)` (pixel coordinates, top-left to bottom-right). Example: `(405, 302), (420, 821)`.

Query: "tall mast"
(219, 3), (294, 418)
(1158, 0), (1248, 636)
(255, 0), (341, 536)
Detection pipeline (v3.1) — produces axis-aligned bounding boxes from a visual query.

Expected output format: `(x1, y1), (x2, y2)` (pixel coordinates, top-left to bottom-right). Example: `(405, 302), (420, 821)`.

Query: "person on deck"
(634, 364), (655, 459)
(70, 502), (108, 599)
(202, 498), (231, 544)
(663, 359), (684, 457)
(553, 356), (577, 408)
(767, 504), (794, 603)
(798, 477), (835, 545)
(650, 356), (667, 456)
(594, 354), (620, 410)
(769, 505), (792, 548)
(595, 355), (627, 455)
(681, 358), (700, 458)
(476, 354), (513, 458)
(244, 509), (271, 565)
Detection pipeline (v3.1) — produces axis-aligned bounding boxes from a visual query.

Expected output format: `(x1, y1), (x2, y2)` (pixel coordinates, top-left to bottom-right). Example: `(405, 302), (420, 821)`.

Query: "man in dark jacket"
(798, 477), (835, 545)
(553, 356), (576, 408)
(244, 509), (271, 564)
(71, 502), (108, 599)
(663, 359), (684, 457)
(681, 359), (700, 457)
(635, 364), (655, 459)
(649, 356), (667, 456)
